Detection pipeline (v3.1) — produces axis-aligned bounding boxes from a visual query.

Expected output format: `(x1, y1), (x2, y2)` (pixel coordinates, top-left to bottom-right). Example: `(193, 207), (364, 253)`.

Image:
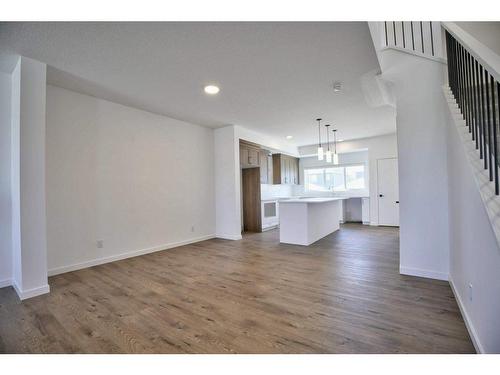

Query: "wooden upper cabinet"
(247, 148), (259, 167)
(272, 154), (299, 185)
(259, 149), (272, 184)
(240, 140), (260, 169)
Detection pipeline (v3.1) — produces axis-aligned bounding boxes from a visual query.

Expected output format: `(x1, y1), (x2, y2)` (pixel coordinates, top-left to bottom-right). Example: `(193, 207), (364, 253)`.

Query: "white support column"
(11, 56), (49, 299)
(214, 125), (242, 240)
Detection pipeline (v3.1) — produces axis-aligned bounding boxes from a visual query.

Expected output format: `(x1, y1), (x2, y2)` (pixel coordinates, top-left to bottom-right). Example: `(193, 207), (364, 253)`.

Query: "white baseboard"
(215, 233), (242, 240)
(449, 276), (484, 354)
(0, 278), (12, 288)
(48, 234), (215, 276)
(12, 281), (50, 300)
(399, 266), (449, 281)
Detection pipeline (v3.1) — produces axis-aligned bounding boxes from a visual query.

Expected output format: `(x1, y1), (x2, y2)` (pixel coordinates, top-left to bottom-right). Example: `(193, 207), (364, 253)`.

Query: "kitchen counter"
(279, 197), (344, 246)
(279, 197), (346, 204)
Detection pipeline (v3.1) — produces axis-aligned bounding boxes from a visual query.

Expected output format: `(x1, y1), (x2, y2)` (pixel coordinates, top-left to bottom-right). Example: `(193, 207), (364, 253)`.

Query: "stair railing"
(444, 23), (500, 194)
(382, 21), (443, 59)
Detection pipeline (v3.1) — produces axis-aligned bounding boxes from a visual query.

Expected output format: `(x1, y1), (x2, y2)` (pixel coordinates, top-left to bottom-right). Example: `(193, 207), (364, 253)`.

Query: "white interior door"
(377, 158), (399, 226)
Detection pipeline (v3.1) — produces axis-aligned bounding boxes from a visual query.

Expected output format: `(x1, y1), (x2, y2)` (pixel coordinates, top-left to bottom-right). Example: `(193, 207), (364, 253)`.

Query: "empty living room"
(1, 0), (500, 373)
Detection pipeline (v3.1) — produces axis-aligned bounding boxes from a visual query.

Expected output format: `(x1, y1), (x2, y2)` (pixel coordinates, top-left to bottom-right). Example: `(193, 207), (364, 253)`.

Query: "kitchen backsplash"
(260, 184), (294, 200)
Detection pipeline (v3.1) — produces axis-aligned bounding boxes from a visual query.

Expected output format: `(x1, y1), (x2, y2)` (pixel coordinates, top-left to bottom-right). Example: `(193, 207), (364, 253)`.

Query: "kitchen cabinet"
(362, 197), (370, 225)
(272, 153), (299, 185)
(240, 140), (260, 169)
(259, 149), (273, 184)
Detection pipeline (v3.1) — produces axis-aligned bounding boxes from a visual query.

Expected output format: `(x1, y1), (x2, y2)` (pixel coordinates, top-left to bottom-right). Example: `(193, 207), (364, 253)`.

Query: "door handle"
(379, 194), (384, 197)
(395, 201), (399, 204)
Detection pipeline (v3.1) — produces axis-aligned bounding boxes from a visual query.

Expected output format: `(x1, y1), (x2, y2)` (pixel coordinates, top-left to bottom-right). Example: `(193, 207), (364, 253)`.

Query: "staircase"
(369, 21), (500, 353)
(442, 24), (500, 246)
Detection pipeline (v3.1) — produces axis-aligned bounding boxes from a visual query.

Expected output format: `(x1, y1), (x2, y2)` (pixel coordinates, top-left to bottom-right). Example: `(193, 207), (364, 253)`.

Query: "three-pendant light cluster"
(316, 118), (339, 164)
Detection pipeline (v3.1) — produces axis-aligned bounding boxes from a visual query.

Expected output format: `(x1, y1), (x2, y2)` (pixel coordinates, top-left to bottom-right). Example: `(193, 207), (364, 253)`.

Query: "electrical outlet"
(468, 283), (473, 302)
(191, 226), (195, 233)
(97, 240), (104, 249)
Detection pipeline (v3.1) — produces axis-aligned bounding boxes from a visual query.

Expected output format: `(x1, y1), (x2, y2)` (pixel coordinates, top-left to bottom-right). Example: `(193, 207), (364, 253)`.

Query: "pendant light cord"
(316, 118), (322, 147)
(325, 125), (330, 151)
(333, 129), (337, 154)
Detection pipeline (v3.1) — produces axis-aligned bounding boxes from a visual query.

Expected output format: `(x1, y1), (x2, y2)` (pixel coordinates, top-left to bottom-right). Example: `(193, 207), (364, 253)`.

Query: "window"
(325, 167), (345, 192)
(345, 165), (365, 190)
(304, 168), (327, 191)
(304, 164), (366, 192)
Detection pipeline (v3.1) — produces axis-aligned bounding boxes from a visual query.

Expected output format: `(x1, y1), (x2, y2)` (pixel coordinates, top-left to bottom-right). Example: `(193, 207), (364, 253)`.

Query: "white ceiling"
(0, 22), (396, 146)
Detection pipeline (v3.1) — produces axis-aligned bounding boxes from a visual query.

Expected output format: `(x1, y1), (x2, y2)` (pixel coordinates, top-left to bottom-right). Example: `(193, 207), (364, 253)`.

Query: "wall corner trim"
(449, 276), (484, 354)
(399, 266), (449, 281)
(12, 282), (50, 300)
(215, 233), (243, 241)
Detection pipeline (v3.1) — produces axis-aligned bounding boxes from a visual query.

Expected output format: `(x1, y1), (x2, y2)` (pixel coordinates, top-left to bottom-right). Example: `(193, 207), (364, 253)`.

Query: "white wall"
(379, 49), (450, 281)
(10, 60), (21, 291)
(445, 90), (500, 353)
(46, 85), (215, 274)
(10, 56), (49, 299)
(0, 71), (12, 287)
(214, 126), (241, 240)
(454, 22), (500, 57)
(298, 133), (398, 225)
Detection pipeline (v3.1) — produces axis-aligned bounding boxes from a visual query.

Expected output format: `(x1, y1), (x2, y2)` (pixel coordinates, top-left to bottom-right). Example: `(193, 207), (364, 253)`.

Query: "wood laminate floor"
(0, 224), (474, 353)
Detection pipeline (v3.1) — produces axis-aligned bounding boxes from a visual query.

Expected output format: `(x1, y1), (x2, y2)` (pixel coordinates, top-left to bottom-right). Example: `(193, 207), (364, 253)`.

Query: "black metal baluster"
(455, 40), (462, 110)
(473, 57), (479, 149)
(480, 66), (488, 169)
(486, 70), (493, 181)
(462, 46), (467, 122)
(446, 31), (453, 90)
(454, 39), (459, 99)
(476, 60), (483, 158)
(467, 52), (474, 140)
(452, 37), (457, 97)
(469, 52), (476, 142)
(462, 46), (470, 125)
(430, 22), (435, 56)
(410, 21), (415, 50)
(393, 21), (397, 45)
(466, 49), (471, 130)
(384, 22), (388, 46)
(492, 78), (499, 194)
(454, 39), (459, 107)
(420, 21), (424, 53)
(402, 22), (406, 48)
(458, 44), (464, 119)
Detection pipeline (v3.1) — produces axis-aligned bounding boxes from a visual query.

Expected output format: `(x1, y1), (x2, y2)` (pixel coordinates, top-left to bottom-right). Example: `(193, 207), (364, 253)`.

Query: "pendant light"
(325, 124), (332, 163)
(332, 129), (339, 165)
(316, 118), (324, 161)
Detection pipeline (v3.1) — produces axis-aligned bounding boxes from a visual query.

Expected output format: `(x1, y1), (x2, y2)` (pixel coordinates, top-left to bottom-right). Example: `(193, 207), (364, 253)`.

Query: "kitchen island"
(278, 197), (345, 246)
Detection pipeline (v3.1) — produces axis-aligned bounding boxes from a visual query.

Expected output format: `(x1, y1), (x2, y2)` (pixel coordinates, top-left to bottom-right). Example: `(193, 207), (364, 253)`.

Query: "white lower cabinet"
(362, 197), (370, 225)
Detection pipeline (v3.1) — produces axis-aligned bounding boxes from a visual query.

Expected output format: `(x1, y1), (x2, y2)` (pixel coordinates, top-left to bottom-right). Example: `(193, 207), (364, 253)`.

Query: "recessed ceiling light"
(286, 135), (293, 140)
(204, 85), (220, 95)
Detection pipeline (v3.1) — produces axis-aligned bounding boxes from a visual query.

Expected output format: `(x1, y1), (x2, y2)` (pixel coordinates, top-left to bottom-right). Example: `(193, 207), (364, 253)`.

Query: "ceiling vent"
(333, 81), (342, 92)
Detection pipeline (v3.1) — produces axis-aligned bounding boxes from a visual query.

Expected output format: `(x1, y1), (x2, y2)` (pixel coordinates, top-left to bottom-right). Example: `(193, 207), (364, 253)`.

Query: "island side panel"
(279, 203), (309, 246)
(306, 200), (341, 245)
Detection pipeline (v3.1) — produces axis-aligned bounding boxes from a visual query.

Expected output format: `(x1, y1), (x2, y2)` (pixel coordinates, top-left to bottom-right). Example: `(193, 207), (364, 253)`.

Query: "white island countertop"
(279, 197), (346, 204)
